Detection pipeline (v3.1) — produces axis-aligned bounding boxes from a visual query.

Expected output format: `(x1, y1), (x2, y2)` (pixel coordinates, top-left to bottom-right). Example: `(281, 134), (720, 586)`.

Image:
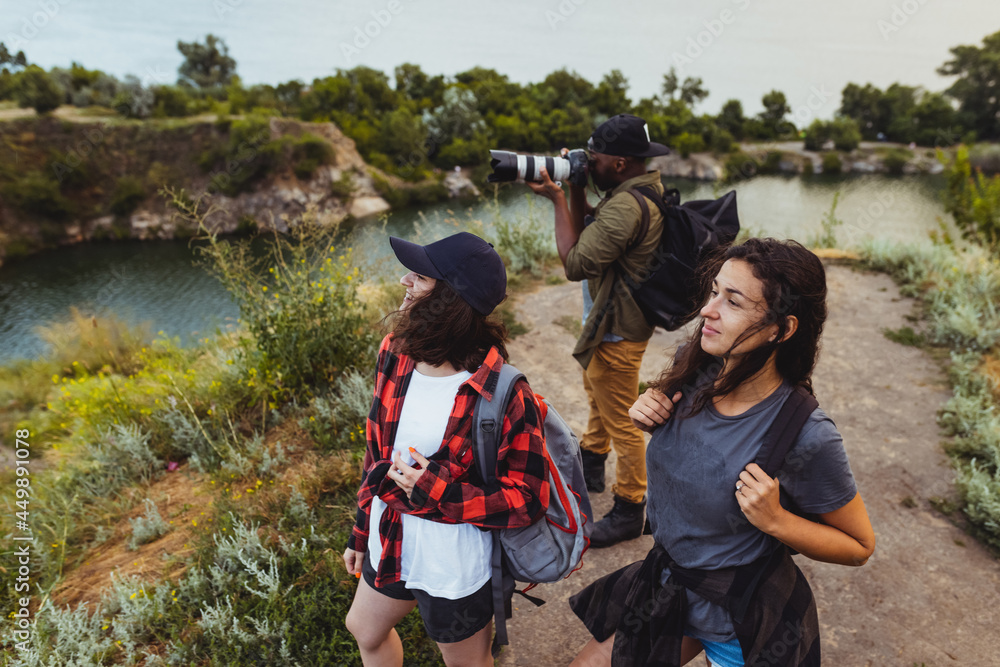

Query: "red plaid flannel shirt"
(347, 334), (550, 588)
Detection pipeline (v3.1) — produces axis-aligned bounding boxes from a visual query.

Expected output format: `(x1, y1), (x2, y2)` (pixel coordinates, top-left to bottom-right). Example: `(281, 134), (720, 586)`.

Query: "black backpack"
(618, 186), (740, 331)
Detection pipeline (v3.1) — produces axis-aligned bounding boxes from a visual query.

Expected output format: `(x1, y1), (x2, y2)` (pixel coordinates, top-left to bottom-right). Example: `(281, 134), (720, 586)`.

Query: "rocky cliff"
(0, 116), (452, 266)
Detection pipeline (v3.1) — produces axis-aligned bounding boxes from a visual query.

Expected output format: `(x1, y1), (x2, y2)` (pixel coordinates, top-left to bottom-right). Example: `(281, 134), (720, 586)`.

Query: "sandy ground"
(499, 263), (1000, 666)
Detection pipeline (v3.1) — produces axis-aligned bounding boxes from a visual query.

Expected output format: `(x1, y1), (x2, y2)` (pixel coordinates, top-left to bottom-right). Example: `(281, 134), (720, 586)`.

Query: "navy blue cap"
(389, 232), (507, 315)
(588, 113), (670, 158)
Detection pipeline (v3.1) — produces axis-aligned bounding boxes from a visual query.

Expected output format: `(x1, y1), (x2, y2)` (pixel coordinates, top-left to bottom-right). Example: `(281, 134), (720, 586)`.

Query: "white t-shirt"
(367, 367), (493, 599)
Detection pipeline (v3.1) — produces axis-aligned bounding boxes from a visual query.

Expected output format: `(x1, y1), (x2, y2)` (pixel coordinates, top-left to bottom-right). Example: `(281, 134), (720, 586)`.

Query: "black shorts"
(362, 554), (494, 643)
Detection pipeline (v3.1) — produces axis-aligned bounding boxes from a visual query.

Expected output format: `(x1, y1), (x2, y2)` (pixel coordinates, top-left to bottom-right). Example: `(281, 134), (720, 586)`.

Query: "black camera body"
(487, 149), (589, 188)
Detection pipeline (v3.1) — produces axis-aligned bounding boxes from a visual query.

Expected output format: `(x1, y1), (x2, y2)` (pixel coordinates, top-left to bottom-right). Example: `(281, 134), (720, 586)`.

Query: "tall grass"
(486, 187), (556, 276)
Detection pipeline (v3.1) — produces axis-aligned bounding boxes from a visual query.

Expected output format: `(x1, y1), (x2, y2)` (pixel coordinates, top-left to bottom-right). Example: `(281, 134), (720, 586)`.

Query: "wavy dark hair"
(389, 280), (509, 371)
(650, 237), (828, 416)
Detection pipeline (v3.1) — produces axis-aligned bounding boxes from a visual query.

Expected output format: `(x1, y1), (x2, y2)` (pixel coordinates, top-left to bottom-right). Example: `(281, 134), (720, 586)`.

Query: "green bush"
(803, 118), (861, 152)
(203, 115), (277, 194)
(673, 131), (706, 158)
(109, 175), (147, 216)
(127, 498), (171, 550)
(759, 151), (783, 174)
(300, 369), (372, 451)
(821, 152), (842, 174)
(711, 129), (735, 154)
(152, 85), (193, 117)
(723, 151), (760, 182)
(372, 172), (447, 209)
(803, 119), (832, 151)
(883, 148), (913, 175)
(941, 146), (1000, 254)
(489, 192), (555, 276)
(186, 204), (378, 402)
(1, 169), (73, 219)
(14, 65), (64, 114)
(435, 135), (489, 167)
(830, 117), (862, 152)
(291, 133), (334, 179)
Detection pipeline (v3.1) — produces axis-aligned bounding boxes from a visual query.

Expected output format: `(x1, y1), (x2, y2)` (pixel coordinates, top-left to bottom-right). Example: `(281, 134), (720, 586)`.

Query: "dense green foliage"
(177, 34), (237, 90)
(12, 65), (63, 114)
(941, 146), (1000, 254)
(838, 82), (961, 146)
(173, 193), (377, 403)
(4, 29), (1000, 179)
(803, 117), (862, 152)
(937, 30), (1000, 141)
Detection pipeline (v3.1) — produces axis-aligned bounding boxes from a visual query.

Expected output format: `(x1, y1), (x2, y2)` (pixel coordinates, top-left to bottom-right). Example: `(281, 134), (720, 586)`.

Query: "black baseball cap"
(389, 232), (507, 315)
(588, 114), (671, 158)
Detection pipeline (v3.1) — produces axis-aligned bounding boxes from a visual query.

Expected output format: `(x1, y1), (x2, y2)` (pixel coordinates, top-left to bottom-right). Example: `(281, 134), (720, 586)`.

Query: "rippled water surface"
(0, 175), (949, 362)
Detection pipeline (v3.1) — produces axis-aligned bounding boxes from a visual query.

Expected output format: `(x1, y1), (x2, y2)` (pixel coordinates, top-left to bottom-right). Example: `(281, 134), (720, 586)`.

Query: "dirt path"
(500, 263), (1000, 666)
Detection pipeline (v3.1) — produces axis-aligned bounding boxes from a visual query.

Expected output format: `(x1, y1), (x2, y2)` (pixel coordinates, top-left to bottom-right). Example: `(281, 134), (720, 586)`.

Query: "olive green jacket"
(565, 171), (665, 368)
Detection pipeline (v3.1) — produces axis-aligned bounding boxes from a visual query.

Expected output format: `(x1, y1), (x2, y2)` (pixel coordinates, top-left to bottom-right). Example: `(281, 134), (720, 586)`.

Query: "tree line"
(1, 30), (998, 181)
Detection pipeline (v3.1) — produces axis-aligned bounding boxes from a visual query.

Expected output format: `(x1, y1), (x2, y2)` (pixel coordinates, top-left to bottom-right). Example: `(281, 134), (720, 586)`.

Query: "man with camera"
(527, 114), (670, 548)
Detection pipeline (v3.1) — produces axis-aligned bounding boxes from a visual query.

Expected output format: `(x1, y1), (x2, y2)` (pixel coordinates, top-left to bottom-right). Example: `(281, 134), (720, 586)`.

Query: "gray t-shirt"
(646, 379), (857, 642)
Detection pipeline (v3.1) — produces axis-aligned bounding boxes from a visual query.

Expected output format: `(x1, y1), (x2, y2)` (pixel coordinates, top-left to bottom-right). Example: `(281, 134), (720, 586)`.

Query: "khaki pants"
(581, 338), (648, 504)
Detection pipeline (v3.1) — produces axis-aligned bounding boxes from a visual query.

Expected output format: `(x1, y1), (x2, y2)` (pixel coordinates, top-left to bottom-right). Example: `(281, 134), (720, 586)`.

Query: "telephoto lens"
(487, 149), (588, 187)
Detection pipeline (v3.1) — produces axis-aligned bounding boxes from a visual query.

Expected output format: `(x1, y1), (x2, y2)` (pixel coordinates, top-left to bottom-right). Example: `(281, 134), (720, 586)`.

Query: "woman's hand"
(735, 463), (785, 533)
(387, 449), (428, 500)
(629, 389), (682, 432)
(736, 464), (877, 566)
(342, 548), (364, 579)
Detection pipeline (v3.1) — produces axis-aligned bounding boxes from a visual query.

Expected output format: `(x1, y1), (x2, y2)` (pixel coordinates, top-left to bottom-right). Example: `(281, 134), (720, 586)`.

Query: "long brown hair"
(650, 237), (828, 416)
(390, 280), (509, 371)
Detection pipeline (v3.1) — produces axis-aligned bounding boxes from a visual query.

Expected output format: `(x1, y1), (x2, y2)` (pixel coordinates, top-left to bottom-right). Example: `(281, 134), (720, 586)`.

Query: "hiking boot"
(580, 450), (608, 493)
(589, 495), (646, 548)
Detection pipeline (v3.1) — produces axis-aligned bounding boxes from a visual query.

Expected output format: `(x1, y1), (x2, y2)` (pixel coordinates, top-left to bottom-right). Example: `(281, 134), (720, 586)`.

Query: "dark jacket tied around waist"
(568, 543), (821, 667)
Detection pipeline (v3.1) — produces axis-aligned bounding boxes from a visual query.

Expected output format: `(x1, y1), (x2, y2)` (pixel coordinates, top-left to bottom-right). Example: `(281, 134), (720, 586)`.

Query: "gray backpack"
(473, 363), (593, 650)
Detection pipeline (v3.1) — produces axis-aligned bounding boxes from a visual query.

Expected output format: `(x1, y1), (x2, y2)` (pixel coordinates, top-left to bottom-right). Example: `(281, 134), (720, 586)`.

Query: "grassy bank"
(860, 240), (1000, 552)
(0, 192), (554, 665)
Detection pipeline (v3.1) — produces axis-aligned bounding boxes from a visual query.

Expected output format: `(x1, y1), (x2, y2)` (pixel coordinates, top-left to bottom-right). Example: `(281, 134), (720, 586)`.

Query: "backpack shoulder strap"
(471, 363), (526, 655)
(472, 363), (527, 482)
(755, 385), (820, 478)
(624, 190), (651, 255)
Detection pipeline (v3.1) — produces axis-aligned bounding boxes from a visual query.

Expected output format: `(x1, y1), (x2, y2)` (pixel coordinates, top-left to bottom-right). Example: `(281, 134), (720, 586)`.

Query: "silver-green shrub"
(862, 240), (1000, 549)
(128, 498), (171, 550)
(1, 600), (114, 667)
(489, 192), (555, 275)
(76, 423), (161, 496)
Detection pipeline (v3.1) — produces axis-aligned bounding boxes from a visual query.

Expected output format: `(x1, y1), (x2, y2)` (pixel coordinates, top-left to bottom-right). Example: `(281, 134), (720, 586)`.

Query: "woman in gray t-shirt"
(569, 238), (875, 667)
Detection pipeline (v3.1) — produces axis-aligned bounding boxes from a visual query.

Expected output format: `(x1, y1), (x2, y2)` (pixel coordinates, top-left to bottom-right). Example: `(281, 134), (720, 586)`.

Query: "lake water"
(0, 174), (950, 363)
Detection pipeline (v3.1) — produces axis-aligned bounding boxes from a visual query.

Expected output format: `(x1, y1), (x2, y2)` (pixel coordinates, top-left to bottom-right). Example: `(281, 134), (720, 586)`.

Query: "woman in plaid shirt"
(343, 232), (550, 667)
